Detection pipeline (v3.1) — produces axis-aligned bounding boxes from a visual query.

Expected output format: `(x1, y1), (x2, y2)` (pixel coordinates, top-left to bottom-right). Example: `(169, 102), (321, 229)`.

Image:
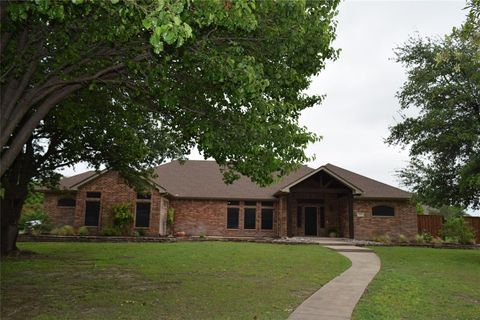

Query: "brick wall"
(73, 171), (163, 236)
(43, 192), (76, 226)
(353, 199), (417, 240)
(171, 199), (278, 237)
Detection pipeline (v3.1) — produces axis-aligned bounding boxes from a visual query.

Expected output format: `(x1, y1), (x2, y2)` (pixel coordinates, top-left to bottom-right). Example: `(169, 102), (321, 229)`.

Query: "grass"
(1, 242), (350, 320)
(353, 247), (480, 320)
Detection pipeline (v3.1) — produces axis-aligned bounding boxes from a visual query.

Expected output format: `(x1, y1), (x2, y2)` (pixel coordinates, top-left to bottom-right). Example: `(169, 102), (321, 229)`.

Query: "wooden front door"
(304, 206), (318, 236)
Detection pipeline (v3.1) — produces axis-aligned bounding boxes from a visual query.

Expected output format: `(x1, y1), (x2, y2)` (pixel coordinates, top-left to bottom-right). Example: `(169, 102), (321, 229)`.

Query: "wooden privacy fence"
(417, 215), (444, 237)
(417, 215), (480, 242)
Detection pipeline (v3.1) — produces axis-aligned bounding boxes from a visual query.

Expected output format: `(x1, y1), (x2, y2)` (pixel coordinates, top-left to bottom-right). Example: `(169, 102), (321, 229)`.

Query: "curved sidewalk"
(288, 243), (380, 320)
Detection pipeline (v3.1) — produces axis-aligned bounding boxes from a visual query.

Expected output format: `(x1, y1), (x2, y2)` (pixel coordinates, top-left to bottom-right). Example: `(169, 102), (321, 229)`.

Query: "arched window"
(372, 205), (394, 216)
(57, 198), (76, 207)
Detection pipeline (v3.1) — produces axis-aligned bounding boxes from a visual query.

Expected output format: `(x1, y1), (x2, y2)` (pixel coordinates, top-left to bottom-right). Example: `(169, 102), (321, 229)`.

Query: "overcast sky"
(61, 0), (471, 208)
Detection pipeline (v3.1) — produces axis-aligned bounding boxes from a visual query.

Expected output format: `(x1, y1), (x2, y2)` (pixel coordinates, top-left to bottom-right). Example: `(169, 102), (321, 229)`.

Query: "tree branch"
(0, 84), (82, 178)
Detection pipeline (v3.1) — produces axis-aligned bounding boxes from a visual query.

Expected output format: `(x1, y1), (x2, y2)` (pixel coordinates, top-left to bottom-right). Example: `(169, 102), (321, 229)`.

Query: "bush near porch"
(1, 242), (349, 319)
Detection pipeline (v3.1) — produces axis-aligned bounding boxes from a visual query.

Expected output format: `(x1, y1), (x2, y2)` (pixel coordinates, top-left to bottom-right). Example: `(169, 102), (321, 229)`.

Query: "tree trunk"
(0, 137), (35, 256)
(0, 192), (25, 256)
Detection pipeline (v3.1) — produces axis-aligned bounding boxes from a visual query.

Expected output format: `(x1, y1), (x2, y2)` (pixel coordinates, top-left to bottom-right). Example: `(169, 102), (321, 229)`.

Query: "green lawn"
(1, 242), (350, 320)
(353, 247), (480, 320)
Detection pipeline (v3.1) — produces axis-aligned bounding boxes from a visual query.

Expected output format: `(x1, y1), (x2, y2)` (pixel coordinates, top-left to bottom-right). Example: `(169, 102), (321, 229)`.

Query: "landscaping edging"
(17, 235), (479, 249)
(355, 242), (479, 249)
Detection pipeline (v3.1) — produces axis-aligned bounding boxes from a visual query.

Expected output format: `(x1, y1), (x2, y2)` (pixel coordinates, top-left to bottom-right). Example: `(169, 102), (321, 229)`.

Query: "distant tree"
(387, 0), (480, 210)
(0, 0), (340, 255)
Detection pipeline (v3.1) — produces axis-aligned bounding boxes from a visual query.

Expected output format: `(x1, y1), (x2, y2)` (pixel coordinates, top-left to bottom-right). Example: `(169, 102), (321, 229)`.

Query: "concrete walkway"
(288, 240), (381, 320)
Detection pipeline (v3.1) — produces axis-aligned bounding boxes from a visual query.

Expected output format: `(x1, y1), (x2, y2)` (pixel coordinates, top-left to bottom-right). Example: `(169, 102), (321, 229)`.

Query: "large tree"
(0, 0), (340, 255)
(387, 0), (479, 210)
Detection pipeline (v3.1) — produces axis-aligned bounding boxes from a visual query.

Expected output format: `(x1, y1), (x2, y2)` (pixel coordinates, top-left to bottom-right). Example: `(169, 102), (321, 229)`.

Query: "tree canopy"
(387, 0), (480, 210)
(1, 0), (339, 184)
(0, 0), (340, 255)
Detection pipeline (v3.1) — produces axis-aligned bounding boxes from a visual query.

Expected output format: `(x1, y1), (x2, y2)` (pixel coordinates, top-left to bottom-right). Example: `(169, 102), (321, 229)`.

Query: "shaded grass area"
(1, 242), (350, 320)
(353, 247), (480, 320)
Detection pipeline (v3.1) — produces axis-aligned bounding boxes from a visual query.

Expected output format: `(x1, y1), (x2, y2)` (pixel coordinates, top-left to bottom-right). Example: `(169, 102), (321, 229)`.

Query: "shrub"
(415, 234), (425, 244)
(112, 203), (133, 236)
(439, 216), (476, 244)
(78, 226), (89, 236)
(374, 234), (391, 244)
(101, 227), (122, 236)
(51, 225), (75, 236)
(398, 234), (409, 243)
(136, 229), (146, 236)
(19, 210), (53, 234)
(421, 232), (433, 243)
(431, 237), (443, 244)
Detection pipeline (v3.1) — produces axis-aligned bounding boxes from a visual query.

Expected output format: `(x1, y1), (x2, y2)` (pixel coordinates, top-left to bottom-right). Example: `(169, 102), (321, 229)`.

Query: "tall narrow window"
(261, 208), (273, 230)
(244, 208), (256, 229)
(85, 201), (100, 226)
(135, 202), (151, 228)
(227, 207), (239, 229)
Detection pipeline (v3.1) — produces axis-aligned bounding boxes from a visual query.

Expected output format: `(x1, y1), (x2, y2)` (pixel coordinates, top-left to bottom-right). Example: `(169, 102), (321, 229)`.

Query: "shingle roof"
(38, 170), (97, 191)
(323, 163), (411, 199)
(49, 160), (411, 200)
(153, 160), (313, 200)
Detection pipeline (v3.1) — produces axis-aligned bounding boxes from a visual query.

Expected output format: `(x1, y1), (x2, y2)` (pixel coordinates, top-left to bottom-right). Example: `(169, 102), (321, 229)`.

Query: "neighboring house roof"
(46, 160), (411, 200)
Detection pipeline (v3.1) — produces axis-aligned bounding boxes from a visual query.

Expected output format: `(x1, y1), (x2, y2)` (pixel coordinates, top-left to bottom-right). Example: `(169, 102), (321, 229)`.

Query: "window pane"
(244, 208), (256, 229)
(227, 207), (239, 229)
(86, 192), (101, 198)
(261, 201), (274, 207)
(372, 205), (395, 216)
(85, 201), (100, 226)
(137, 193), (151, 200)
(262, 209), (273, 230)
(244, 201), (257, 206)
(136, 202), (151, 228)
(297, 206), (302, 227)
(58, 198), (76, 207)
(227, 200), (239, 206)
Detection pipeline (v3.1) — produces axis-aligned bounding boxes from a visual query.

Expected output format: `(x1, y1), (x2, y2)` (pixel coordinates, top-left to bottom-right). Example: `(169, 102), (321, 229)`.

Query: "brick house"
(41, 160), (417, 240)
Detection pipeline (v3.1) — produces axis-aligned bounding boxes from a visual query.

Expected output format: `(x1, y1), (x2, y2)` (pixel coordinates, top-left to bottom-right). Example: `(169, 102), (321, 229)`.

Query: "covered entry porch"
(276, 167), (362, 239)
